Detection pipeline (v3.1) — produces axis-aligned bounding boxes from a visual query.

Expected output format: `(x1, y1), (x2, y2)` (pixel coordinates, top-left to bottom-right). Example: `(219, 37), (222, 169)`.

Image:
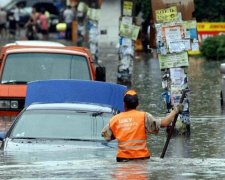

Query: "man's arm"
(145, 104), (183, 132)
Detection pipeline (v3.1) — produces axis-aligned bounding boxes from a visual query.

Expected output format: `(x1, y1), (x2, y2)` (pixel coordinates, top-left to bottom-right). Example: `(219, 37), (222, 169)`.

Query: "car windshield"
(1, 53), (91, 83)
(10, 109), (112, 140)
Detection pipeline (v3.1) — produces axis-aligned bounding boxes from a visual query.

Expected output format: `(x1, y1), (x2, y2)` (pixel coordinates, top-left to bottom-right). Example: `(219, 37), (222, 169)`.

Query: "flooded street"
(0, 40), (225, 179)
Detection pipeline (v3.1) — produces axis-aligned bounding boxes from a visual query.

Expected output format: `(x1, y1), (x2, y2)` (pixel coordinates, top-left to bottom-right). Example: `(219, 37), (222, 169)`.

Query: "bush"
(200, 35), (225, 60)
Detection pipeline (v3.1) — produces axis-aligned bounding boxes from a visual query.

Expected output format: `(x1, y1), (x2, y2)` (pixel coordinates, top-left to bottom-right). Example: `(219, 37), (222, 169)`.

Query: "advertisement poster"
(87, 8), (100, 21)
(163, 25), (183, 43)
(170, 68), (185, 84)
(158, 52), (189, 69)
(197, 22), (225, 43)
(120, 23), (140, 40)
(155, 6), (178, 23)
(182, 20), (198, 39)
(169, 39), (191, 53)
(123, 1), (133, 16)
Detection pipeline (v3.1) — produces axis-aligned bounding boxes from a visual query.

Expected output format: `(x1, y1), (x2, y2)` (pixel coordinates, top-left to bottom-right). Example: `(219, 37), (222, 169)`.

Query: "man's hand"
(174, 104), (184, 114)
(101, 125), (114, 141)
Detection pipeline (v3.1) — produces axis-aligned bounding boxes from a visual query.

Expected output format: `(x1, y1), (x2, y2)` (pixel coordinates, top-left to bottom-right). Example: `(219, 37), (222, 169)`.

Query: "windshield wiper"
(92, 112), (103, 117)
(2, 80), (27, 84)
(12, 137), (37, 140)
(12, 137), (103, 142)
(62, 138), (103, 142)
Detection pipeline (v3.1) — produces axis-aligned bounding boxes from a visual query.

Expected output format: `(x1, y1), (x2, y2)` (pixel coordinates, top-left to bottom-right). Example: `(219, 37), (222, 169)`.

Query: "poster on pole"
(158, 52), (189, 69)
(155, 6), (178, 23)
(87, 8), (100, 21)
(119, 17), (140, 40)
(123, 1), (133, 16)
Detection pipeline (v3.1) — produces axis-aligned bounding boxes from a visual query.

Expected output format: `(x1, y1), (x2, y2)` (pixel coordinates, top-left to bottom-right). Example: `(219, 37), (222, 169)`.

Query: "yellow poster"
(156, 6), (178, 23)
(123, 1), (133, 16)
(119, 23), (140, 40)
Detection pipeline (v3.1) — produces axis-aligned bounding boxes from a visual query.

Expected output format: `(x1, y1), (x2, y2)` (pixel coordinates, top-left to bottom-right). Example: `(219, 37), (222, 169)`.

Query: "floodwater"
(1, 44), (225, 179)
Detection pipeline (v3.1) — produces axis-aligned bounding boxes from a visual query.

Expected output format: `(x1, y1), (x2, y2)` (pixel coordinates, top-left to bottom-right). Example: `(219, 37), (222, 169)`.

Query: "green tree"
(200, 35), (225, 60)
(194, 0), (225, 22)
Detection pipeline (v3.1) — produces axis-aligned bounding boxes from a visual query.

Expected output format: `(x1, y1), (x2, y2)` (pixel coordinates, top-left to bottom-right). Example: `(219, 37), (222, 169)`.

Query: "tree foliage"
(200, 35), (225, 60)
(194, 0), (225, 22)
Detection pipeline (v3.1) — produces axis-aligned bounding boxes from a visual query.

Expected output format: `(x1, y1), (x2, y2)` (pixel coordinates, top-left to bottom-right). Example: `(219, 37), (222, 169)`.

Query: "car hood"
(1, 139), (117, 163)
(3, 138), (117, 151)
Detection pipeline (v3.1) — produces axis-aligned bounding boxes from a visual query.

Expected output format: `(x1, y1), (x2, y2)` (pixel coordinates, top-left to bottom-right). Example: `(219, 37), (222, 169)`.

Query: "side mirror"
(0, 132), (6, 141)
(221, 63), (225, 74)
(96, 66), (106, 81)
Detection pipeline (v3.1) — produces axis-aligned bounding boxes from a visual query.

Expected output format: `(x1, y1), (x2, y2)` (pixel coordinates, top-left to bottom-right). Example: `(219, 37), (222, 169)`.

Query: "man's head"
(123, 90), (139, 110)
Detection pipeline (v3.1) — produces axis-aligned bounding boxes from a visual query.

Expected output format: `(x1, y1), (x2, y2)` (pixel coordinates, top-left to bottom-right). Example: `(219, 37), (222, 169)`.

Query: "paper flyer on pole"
(158, 52), (189, 69)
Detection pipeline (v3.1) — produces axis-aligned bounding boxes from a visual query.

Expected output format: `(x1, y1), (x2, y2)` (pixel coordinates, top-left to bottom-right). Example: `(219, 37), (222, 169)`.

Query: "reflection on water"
(1, 55), (225, 179)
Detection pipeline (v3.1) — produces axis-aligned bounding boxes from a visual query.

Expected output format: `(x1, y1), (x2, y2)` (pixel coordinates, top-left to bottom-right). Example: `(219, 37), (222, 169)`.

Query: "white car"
(221, 63), (225, 105)
(0, 79), (127, 152)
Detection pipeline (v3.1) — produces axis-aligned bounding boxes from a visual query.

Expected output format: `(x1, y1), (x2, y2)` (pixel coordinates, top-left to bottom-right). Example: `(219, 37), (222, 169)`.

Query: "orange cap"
(124, 90), (137, 96)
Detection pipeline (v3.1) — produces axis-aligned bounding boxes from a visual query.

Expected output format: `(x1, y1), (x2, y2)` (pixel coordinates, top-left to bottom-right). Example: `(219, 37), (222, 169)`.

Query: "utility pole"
(87, 0), (101, 62)
(117, 0), (136, 86)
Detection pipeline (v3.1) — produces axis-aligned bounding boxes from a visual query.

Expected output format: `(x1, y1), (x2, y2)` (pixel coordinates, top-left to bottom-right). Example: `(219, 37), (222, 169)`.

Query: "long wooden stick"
(160, 90), (187, 158)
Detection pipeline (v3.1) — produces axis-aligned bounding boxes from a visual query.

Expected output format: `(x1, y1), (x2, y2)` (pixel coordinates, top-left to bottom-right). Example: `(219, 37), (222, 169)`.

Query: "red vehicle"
(0, 41), (105, 117)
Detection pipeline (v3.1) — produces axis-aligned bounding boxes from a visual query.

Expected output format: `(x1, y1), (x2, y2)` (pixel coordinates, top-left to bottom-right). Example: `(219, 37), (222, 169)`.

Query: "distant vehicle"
(0, 80), (127, 152)
(0, 41), (106, 117)
(3, 0), (60, 31)
(221, 63), (225, 105)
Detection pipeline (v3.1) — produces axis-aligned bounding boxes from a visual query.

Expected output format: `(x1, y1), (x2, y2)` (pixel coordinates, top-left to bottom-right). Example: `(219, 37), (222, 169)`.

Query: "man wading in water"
(101, 89), (183, 162)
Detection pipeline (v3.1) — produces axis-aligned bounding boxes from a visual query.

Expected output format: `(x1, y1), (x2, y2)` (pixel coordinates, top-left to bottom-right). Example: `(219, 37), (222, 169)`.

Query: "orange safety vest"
(109, 109), (150, 159)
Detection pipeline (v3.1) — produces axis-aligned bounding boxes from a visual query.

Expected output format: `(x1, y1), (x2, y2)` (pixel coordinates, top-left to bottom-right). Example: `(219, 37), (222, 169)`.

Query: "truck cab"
(0, 41), (106, 117)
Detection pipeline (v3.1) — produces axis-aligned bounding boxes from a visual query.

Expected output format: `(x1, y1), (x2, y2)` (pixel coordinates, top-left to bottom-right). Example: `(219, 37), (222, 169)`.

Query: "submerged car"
(0, 102), (117, 151)
(221, 63), (225, 105)
(0, 79), (127, 152)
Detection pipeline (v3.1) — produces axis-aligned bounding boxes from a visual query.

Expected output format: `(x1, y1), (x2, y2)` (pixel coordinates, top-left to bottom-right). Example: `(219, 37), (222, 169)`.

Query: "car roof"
(5, 41), (65, 47)
(26, 102), (114, 113)
(1, 41), (92, 58)
(25, 80), (127, 112)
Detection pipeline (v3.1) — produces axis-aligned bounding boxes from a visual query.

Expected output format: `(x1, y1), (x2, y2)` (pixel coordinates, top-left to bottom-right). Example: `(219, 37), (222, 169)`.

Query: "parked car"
(0, 41), (106, 117)
(0, 79), (127, 152)
(220, 63), (225, 105)
(3, 0), (60, 31)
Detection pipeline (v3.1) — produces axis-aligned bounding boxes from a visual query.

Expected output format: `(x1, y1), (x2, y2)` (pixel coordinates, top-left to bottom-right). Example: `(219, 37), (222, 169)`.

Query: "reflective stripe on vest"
(118, 139), (147, 150)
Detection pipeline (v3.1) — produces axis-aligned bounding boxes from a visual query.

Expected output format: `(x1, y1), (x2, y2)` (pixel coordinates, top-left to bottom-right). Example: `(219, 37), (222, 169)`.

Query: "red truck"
(0, 41), (106, 118)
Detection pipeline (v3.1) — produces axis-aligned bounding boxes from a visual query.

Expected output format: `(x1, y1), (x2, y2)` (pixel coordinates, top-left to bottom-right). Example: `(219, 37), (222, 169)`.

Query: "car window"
(1, 53), (91, 83)
(10, 109), (112, 140)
